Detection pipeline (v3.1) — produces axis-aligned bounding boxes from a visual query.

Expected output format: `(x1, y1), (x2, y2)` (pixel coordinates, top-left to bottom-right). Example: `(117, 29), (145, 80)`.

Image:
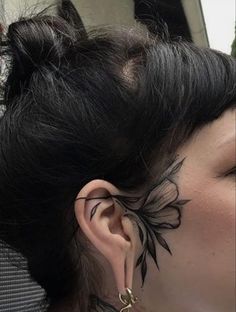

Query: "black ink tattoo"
(75, 156), (191, 286)
(113, 157), (190, 286)
(90, 202), (102, 221)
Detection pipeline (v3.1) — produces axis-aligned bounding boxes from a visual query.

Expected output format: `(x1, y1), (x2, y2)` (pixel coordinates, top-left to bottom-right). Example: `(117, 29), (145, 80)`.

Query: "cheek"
(148, 169), (236, 310)
(179, 172), (235, 252)
(173, 170), (235, 303)
(137, 159), (235, 311)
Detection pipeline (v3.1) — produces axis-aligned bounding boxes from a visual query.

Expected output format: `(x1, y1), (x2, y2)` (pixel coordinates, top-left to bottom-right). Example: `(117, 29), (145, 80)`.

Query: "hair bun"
(7, 16), (76, 74)
(3, 15), (78, 100)
(1, 1), (87, 101)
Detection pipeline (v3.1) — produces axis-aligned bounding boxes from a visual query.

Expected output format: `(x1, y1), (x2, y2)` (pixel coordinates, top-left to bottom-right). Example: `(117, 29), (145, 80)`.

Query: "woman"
(0, 1), (235, 312)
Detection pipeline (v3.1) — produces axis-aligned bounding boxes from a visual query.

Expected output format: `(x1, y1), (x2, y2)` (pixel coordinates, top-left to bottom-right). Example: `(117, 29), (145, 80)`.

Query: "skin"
(74, 108), (235, 312)
(131, 108), (236, 312)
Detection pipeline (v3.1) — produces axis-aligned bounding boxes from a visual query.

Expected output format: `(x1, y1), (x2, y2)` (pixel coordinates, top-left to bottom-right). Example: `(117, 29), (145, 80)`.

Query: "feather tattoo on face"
(76, 156), (190, 286)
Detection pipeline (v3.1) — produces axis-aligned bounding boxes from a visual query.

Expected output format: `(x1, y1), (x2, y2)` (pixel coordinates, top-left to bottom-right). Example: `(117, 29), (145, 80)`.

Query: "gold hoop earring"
(119, 288), (138, 312)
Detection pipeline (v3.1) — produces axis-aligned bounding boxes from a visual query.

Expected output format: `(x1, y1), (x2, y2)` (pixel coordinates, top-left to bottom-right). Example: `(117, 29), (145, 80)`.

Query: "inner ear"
(105, 207), (131, 242)
(86, 186), (117, 222)
(89, 187), (111, 201)
(101, 204), (115, 219)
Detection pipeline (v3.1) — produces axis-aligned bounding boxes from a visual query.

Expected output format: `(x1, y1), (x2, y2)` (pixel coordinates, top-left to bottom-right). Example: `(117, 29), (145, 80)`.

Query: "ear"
(74, 179), (138, 294)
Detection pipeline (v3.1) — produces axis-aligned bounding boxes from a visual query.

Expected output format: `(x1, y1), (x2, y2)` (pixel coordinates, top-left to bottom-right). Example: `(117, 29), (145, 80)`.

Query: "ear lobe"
(74, 179), (138, 293)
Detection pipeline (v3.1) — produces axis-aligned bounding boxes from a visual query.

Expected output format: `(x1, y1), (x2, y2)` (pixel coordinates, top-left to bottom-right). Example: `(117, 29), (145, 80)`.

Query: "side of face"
(135, 109), (235, 312)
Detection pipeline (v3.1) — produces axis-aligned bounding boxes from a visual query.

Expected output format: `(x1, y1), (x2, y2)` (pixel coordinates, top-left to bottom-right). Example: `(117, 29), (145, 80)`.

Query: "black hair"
(0, 1), (235, 311)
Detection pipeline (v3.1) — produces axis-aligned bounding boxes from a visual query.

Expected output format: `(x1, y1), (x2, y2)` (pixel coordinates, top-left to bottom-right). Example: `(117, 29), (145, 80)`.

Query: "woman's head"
(0, 2), (235, 311)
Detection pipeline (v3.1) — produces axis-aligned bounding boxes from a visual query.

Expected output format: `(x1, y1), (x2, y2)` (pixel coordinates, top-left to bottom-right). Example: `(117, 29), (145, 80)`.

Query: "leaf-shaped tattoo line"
(75, 156), (191, 286)
(90, 202), (102, 221)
